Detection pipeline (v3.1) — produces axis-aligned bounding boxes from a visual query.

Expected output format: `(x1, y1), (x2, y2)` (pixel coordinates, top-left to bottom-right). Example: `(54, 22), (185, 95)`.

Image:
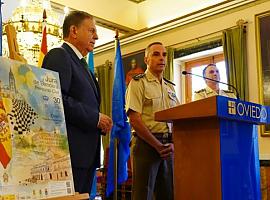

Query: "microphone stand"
(182, 71), (240, 99)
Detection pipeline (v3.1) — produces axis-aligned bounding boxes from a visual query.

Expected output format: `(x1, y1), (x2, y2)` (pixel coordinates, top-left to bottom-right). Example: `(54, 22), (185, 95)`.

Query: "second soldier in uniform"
(194, 63), (236, 100)
(125, 42), (179, 200)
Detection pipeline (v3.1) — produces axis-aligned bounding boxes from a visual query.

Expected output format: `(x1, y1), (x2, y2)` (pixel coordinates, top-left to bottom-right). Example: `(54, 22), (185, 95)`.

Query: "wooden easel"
(5, 24), (89, 200)
(5, 24), (27, 63)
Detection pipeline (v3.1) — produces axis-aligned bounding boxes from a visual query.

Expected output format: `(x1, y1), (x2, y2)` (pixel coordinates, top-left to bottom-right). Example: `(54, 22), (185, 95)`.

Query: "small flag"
(88, 51), (94, 73)
(38, 10), (48, 67)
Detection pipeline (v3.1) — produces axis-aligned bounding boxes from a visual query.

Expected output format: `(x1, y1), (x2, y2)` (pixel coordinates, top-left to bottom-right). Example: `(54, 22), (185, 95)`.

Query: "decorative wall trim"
(260, 154), (270, 160)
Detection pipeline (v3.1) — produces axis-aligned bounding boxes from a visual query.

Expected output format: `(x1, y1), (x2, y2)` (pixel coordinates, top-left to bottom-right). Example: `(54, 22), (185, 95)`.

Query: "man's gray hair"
(63, 11), (93, 38)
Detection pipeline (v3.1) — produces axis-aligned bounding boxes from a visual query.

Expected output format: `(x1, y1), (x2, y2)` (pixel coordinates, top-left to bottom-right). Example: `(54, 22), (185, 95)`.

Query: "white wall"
(94, 0), (270, 158)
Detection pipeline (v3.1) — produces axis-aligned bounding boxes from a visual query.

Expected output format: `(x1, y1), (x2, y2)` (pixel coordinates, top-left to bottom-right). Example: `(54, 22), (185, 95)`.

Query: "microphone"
(182, 71), (240, 99)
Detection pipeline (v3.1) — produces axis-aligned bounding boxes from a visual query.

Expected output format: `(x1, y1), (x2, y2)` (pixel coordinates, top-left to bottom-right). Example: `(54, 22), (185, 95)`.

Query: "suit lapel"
(62, 44), (100, 103)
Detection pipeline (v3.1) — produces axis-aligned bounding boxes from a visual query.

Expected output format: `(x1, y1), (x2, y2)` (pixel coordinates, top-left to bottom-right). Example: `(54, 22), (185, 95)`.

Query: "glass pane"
(191, 61), (227, 100)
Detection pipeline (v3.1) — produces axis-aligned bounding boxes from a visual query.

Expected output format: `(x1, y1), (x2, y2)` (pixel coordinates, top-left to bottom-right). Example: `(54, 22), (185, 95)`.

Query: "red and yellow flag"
(0, 98), (12, 169)
(37, 25), (47, 67)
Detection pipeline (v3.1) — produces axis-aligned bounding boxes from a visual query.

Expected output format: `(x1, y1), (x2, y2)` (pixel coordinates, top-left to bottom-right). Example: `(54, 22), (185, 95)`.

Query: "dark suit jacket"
(42, 43), (101, 168)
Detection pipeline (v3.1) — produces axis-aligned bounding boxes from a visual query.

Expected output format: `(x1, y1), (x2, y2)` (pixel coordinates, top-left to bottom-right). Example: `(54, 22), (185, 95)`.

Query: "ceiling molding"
(128, 0), (146, 3)
(94, 16), (137, 35)
(51, 1), (136, 35)
(94, 0), (255, 54)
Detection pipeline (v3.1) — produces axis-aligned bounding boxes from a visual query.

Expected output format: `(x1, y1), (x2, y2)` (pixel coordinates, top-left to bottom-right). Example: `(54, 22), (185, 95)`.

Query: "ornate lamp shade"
(2, 0), (63, 66)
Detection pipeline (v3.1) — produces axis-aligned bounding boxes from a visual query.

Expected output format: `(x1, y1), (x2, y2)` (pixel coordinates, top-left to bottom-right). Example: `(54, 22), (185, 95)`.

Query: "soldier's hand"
(159, 143), (174, 159)
(97, 113), (113, 134)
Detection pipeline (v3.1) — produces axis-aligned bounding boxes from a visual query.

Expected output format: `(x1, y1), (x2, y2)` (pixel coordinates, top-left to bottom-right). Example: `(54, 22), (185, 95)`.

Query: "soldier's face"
(145, 44), (167, 74)
(205, 65), (220, 83)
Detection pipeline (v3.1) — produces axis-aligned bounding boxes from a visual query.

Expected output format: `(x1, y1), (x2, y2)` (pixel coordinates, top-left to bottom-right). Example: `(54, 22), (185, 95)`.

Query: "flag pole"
(113, 29), (119, 200)
(0, 1), (3, 56)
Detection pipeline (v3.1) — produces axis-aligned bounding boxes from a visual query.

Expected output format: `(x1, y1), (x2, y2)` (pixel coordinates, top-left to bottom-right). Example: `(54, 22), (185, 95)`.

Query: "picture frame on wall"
(122, 50), (146, 86)
(256, 11), (270, 136)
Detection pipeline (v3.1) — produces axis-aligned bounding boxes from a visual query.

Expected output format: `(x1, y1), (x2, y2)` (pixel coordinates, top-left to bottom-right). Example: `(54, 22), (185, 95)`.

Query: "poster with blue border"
(0, 57), (74, 199)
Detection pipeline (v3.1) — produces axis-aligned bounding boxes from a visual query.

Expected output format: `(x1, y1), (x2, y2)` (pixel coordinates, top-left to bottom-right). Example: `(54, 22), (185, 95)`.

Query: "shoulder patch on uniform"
(223, 90), (234, 93)
(195, 89), (206, 93)
(133, 73), (145, 80)
(163, 77), (175, 86)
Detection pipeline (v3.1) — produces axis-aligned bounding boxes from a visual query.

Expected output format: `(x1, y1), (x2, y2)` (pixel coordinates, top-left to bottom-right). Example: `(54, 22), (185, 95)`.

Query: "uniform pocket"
(144, 89), (162, 113)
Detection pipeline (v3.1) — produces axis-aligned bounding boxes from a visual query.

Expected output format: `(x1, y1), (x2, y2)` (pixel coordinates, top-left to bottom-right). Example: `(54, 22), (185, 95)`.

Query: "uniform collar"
(205, 86), (218, 95)
(145, 69), (164, 84)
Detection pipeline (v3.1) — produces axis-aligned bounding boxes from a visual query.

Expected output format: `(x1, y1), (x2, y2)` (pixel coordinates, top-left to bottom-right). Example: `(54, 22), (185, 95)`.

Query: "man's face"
(144, 44), (167, 74)
(75, 18), (98, 56)
(204, 65), (220, 84)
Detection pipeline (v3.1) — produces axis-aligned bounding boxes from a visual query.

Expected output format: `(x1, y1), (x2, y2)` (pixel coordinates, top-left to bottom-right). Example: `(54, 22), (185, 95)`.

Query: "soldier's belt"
(152, 132), (173, 144)
(133, 132), (173, 143)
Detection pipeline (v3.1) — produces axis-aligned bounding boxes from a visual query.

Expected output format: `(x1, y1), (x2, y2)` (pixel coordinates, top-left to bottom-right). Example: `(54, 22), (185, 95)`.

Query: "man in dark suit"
(42, 11), (113, 194)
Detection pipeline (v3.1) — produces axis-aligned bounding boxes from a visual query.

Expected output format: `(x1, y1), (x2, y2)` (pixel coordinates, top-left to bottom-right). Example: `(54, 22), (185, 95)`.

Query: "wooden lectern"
(155, 96), (270, 200)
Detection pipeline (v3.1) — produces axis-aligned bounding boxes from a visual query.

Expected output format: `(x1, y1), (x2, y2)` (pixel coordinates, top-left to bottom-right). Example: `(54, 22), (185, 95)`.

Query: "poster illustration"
(0, 57), (74, 199)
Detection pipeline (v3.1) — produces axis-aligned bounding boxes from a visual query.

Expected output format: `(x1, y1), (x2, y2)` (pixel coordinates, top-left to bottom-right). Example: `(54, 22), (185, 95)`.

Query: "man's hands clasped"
(156, 143), (174, 160)
(98, 113), (113, 135)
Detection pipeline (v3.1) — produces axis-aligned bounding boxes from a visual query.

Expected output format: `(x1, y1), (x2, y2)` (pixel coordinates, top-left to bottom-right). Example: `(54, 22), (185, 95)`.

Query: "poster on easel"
(0, 57), (74, 200)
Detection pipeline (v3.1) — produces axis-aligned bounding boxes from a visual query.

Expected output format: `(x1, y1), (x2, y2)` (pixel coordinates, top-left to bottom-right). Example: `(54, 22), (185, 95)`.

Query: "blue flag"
(0, 1), (2, 56)
(90, 172), (97, 200)
(87, 51), (94, 73)
(87, 51), (96, 198)
(106, 39), (131, 196)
